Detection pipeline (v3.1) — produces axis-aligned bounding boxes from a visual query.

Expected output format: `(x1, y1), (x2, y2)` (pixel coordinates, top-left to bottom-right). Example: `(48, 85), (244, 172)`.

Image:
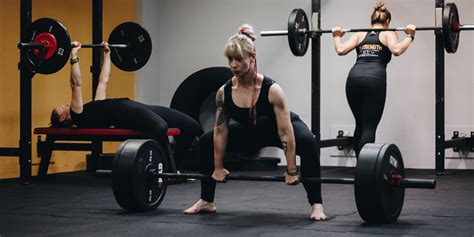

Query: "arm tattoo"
(70, 80), (82, 87)
(281, 141), (288, 154)
(215, 90), (228, 126)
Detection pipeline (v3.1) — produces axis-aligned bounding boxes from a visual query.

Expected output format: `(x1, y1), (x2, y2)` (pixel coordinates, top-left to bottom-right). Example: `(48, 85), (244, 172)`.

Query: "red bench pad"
(33, 127), (181, 136)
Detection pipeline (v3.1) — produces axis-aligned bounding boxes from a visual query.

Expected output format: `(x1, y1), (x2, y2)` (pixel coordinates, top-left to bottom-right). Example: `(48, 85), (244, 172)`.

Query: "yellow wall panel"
(0, 0), (136, 179)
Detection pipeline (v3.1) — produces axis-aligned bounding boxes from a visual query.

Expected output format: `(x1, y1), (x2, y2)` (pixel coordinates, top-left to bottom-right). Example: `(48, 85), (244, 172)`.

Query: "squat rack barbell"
(261, 24), (474, 36)
(260, 3), (473, 56)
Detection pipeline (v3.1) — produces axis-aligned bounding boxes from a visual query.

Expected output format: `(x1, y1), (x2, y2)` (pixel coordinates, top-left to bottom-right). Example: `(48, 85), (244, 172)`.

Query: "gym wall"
(136, 0), (473, 169)
(0, 0), (136, 179)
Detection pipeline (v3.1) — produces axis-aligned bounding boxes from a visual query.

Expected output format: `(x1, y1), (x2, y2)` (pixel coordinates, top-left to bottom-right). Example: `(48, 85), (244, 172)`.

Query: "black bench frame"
(35, 131), (178, 177)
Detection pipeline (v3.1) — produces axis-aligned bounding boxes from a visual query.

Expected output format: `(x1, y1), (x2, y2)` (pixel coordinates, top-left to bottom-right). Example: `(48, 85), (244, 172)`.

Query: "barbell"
(261, 3), (473, 56)
(102, 139), (436, 224)
(18, 18), (152, 74)
(18, 42), (129, 49)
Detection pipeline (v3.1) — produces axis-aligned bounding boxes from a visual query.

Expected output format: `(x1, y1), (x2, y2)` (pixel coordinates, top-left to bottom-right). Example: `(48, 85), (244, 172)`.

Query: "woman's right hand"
(212, 168), (230, 183)
(71, 41), (81, 58)
(332, 26), (345, 37)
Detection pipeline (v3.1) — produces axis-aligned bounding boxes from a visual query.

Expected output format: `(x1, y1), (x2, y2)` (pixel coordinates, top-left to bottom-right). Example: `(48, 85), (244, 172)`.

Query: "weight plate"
(108, 22), (152, 71)
(355, 143), (405, 224)
(32, 32), (58, 60)
(288, 9), (309, 57)
(170, 67), (232, 133)
(374, 143), (405, 223)
(443, 3), (460, 53)
(26, 18), (71, 74)
(112, 139), (168, 211)
(112, 140), (137, 211)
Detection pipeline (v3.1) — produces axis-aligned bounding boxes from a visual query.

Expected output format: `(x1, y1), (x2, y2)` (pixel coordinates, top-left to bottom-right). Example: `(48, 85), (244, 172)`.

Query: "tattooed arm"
(212, 86), (231, 182)
(268, 84), (297, 177)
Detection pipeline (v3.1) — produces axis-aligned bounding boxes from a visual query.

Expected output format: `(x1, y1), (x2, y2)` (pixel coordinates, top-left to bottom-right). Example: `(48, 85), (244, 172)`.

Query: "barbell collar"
(74, 43), (128, 48)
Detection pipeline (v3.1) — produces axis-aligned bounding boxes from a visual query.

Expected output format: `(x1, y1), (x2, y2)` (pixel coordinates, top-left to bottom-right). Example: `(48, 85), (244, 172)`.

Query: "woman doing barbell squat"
(331, 1), (416, 157)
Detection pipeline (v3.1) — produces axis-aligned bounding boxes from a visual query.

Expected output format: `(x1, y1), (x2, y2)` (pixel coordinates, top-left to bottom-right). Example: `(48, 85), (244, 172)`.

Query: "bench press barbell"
(261, 3), (473, 56)
(101, 139), (436, 224)
(17, 18), (152, 74)
(18, 42), (129, 49)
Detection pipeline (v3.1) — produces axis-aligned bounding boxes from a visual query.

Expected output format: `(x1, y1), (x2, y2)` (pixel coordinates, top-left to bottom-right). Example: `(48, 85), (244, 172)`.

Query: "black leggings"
(345, 76), (386, 157)
(198, 114), (322, 205)
(112, 100), (201, 169)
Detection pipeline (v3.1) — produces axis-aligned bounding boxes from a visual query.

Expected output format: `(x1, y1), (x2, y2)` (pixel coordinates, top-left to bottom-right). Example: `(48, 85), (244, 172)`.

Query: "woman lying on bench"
(50, 41), (201, 170)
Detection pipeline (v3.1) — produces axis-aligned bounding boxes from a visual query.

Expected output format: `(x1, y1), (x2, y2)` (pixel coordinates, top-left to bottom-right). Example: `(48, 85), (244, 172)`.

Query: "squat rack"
(310, 0), (472, 174)
(0, 0), (103, 184)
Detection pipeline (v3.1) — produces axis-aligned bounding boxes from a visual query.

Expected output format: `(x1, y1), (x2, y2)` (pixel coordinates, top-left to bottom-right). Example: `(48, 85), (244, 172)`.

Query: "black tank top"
(70, 98), (130, 128)
(355, 31), (392, 66)
(348, 31), (391, 79)
(224, 77), (275, 126)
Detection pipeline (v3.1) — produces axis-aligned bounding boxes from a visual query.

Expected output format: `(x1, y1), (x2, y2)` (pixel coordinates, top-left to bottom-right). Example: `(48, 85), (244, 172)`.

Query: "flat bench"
(34, 127), (181, 177)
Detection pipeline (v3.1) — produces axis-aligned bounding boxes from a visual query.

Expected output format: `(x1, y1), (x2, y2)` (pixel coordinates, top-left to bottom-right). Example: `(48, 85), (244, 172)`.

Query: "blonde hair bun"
(238, 24), (256, 41)
(374, 1), (387, 12)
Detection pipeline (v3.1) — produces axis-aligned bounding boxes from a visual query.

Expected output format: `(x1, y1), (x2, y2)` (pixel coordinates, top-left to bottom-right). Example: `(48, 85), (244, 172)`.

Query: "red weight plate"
(32, 32), (58, 60)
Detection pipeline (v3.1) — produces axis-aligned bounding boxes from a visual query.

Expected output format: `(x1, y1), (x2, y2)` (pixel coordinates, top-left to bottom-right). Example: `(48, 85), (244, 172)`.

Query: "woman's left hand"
(332, 26), (345, 37)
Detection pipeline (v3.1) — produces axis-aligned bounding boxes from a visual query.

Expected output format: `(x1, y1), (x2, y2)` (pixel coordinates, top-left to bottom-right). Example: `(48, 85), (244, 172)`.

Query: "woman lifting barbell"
(50, 41), (201, 170)
(331, 1), (416, 157)
(184, 25), (327, 221)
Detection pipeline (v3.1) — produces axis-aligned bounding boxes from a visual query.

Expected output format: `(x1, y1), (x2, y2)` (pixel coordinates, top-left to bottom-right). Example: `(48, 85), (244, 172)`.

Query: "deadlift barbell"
(17, 18), (152, 74)
(261, 3), (473, 56)
(101, 139), (436, 224)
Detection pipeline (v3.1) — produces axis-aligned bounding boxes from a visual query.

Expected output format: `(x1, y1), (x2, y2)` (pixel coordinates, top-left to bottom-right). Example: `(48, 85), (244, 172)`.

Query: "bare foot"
(183, 199), (217, 214)
(309, 203), (327, 221)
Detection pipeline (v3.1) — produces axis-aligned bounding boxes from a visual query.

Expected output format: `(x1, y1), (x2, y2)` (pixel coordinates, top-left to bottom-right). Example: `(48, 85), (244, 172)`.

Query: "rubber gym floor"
(0, 167), (473, 236)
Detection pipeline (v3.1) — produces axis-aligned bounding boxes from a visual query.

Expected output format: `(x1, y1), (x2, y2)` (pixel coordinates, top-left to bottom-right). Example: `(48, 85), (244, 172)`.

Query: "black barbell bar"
(149, 171), (436, 189)
(96, 169), (436, 189)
